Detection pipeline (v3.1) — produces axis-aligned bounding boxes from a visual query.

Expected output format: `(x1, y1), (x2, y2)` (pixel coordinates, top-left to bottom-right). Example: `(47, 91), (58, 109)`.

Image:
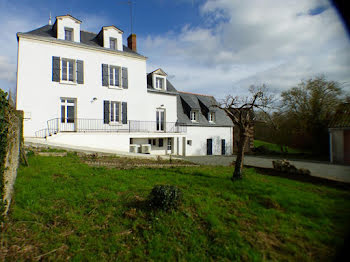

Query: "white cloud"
(140, 0), (350, 99)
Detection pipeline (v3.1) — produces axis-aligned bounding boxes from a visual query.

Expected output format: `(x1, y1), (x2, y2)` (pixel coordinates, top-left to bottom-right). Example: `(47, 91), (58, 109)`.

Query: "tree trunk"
(232, 131), (248, 181)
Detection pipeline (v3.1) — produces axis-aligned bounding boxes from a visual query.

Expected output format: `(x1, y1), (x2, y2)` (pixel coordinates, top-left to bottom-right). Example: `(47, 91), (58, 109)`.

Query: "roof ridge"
(179, 91), (214, 98)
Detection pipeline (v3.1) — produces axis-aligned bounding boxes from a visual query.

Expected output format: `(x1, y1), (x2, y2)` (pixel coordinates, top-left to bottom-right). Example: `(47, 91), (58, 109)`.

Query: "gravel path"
(183, 155), (350, 183)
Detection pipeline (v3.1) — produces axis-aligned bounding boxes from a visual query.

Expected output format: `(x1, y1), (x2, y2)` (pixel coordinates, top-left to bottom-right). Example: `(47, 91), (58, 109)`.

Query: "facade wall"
(17, 37), (177, 137)
(184, 126), (233, 156)
(47, 133), (183, 155)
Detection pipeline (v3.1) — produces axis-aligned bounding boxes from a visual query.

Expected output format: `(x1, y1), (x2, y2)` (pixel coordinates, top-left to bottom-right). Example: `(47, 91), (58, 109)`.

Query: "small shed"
(329, 103), (350, 165)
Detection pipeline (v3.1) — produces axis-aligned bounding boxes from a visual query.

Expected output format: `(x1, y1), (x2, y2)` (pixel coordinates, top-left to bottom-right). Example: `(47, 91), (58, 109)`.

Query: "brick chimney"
(127, 34), (137, 52)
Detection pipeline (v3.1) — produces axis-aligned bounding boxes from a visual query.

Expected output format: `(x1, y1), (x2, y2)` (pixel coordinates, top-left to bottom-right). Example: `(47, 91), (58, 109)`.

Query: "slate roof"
(146, 72), (233, 126)
(177, 92), (233, 127)
(329, 103), (350, 128)
(17, 24), (144, 57)
(146, 73), (178, 95)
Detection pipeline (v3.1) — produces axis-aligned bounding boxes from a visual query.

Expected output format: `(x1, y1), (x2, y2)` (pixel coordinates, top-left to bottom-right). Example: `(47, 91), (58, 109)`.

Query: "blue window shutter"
(116, 102), (120, 122)
(122, 102), (127, 124)
(77, 60), (84, 84)
(104, 101), (110, 124)
(52, 56), (60, 82)
(102, 64), (109, 86)
(122, 67), (128, 89)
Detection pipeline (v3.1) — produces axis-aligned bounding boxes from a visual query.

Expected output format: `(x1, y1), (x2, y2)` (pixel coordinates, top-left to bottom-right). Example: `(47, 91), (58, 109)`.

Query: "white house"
(16, 14), (233, 156)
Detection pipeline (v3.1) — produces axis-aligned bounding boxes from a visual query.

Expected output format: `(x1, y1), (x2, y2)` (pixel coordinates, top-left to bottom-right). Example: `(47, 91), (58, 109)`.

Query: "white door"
(156, 109), (165, 132)
(60, 98), (76, 131)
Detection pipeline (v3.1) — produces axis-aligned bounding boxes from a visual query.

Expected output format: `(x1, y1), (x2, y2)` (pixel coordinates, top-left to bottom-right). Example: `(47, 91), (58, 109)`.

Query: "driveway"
(183, 155), (350, 184)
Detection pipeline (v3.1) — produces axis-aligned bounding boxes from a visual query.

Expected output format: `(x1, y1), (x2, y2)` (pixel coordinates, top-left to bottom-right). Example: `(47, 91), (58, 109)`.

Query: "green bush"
(149, 185), (182, 211)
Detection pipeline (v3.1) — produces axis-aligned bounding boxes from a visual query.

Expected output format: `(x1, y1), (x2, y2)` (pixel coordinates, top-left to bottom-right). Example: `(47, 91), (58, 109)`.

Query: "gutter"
(16, 33), (148, 61)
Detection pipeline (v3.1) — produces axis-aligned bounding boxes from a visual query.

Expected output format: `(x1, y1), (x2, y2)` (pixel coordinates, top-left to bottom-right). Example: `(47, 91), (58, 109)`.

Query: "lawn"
(2, 153), (350, 261)
(254, 140), (306, 154)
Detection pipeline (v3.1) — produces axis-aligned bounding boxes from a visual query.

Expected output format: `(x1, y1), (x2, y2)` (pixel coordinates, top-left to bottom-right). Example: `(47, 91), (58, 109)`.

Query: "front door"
(207, 139), (213, 155)
(156, 109), (165, 132)
(60, 98), (76, 131)
(221, 139), (226, 155)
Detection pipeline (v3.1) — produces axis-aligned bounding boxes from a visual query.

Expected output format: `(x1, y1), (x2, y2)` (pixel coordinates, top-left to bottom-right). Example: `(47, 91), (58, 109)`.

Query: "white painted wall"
(56, 17), (81, 42)
(102, 27), (123, 51)
(47, 133), (183, 155)
(184, 126), (233, 156)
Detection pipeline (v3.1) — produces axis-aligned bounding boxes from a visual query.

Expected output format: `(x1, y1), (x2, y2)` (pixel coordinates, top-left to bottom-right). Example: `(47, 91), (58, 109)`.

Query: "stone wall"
(0, 89), (23, 217)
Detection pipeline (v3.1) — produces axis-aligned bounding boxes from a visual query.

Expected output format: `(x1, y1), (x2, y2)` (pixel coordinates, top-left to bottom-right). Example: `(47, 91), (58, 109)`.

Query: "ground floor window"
(159, 138), (164, 147)
(167, 138), (172, 150)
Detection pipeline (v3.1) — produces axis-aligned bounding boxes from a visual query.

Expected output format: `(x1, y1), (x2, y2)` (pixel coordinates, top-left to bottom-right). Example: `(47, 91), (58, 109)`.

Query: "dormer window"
(209, 112), (215, 123)
(191, 110), (198, 122)
(64, 27), (73, 41)
(156, 77), (164, 90)
(110, 38), (116, 50)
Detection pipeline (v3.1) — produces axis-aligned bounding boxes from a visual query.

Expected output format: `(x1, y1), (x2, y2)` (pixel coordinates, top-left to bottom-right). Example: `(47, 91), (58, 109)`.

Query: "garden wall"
(1, 90), (23, 216)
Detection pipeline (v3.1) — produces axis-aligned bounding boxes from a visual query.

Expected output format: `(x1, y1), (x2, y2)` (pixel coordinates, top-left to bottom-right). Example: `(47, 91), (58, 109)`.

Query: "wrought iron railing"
(35, 118), (186, 138)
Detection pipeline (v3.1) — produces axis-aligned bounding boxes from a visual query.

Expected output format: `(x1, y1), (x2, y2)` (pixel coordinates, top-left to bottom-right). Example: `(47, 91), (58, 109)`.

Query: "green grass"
(2, 154), (350, 261)
(254, 139), (306, 154)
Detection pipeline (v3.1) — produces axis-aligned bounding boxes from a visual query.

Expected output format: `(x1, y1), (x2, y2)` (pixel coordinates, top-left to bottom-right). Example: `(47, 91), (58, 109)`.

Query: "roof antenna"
(49, 12), (52, 25)
(128, 0), (133, 34)
(118, 1), (134, 34)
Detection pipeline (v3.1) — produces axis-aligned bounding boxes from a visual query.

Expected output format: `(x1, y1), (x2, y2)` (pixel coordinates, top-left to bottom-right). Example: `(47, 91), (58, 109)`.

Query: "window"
(110, 38), (116, 50)
(156, 109), (165, 131)
(102, 64), (128, 88)
(187, 140), (192, 146)
(167, 138), (172, 150)
(104, 100), (127, 124)
(61, 58), (75, 82)
(60, 99), (75, 124)
(152, 139), (156, 146)
(159, 138), (164, 147)
(65, 28), (73, 41)
(156, 77), (164, 90)
(190, 111), (198, 122)
(209, 112), (215, 123)
(109, 66), (120, 87)
(109, 101), (121, 123)
(52, 56), (84, 84)
(148, 139), (152, 144)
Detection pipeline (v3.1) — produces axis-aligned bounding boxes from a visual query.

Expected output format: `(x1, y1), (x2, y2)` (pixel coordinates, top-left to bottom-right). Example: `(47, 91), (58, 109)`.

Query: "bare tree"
(219, 85), (273, 181)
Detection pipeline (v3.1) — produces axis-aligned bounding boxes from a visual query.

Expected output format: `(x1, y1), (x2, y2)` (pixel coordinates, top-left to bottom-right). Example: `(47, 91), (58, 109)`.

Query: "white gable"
(55, 15), (81, 43)
(102, 26), (123, 51)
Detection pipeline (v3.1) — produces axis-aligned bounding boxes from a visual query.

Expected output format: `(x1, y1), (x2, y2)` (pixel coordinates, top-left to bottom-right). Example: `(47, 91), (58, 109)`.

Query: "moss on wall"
(0, 89), (23, 219)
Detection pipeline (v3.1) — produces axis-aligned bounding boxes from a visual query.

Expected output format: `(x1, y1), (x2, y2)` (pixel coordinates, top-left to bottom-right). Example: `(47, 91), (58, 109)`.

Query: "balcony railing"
(35, 118), (186, 138)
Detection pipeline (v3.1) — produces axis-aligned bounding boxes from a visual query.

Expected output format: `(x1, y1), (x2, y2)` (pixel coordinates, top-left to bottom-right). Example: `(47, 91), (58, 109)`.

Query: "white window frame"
(167, 138), (172, 151)
(153, 74), (167, 91)
(64, 27), (73, 41)
(209, 112), (215, 123)
(109, 65), (121, 89)
(190, 110), (198, 122)
(60, 58), (76, 84)
(156, 77), (164, 90)
(109, 101), (122, 124)
(110, 38), (117, 50)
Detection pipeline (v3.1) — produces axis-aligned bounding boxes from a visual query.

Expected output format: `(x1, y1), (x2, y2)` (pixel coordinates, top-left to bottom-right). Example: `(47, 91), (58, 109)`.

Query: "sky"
(0, 0), (349, 99)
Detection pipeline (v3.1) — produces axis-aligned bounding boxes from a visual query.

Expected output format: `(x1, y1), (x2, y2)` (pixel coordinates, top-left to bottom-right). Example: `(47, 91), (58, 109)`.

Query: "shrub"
(149, 185), (182, 211)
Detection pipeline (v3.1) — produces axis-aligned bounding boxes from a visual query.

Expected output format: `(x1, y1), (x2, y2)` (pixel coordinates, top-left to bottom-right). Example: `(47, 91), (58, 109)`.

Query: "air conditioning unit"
(141, 144), (151, 154)
(129, 144), (139, 153)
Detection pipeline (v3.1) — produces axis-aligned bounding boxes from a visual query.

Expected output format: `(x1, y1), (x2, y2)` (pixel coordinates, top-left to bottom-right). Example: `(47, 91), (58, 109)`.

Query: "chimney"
(127, 34), (137, 52)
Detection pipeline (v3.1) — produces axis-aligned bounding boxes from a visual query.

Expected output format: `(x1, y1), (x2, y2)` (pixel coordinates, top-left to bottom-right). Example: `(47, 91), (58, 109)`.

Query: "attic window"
(156, 77), (164, 90)
(110, 38), (117, 50)
(209, 112), (215, 123)
(191, 110), (198, 122)
(65, 28), (73, 41)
